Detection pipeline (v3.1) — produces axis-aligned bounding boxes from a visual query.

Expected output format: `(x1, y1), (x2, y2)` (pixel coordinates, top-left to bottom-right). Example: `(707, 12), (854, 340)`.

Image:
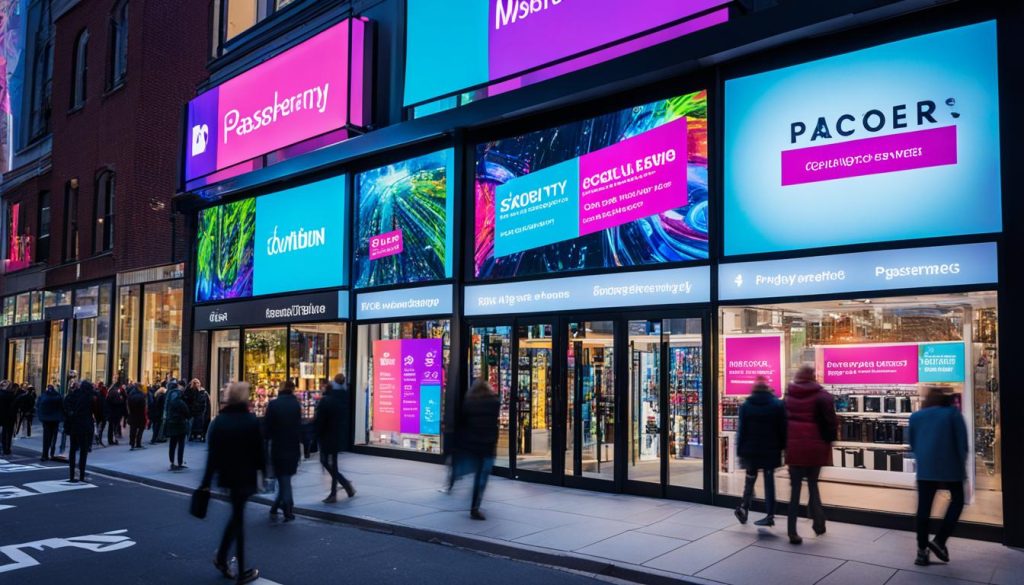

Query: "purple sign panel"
(399, 339), (444, 434)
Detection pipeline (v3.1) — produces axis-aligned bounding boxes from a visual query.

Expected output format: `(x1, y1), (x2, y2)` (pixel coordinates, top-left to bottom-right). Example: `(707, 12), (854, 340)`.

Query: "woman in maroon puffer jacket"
(784, 365), (837, 545)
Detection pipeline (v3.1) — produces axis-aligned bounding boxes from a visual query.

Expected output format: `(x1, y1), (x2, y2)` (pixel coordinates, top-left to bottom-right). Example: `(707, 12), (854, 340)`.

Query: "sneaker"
(470, 509), (486, 521)
(915, 548), (931, 566)
(753, 515), (775, 527)
(734, 506), (748, 525)
(322, 494), (337, 504)
(237, 568), (260, 584)
(789, 534), (803, 545)
(927, 540), (950, 563)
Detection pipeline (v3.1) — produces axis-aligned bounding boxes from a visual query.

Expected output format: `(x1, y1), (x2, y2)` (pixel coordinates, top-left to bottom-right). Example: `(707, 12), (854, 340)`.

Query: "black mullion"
(660, 319), (670, 495)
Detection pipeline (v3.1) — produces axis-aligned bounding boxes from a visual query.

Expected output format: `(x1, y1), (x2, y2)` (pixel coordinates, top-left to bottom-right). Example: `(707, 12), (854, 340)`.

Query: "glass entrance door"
(567, 320), (616, 482)
(469, 326), (513, 469)
(628, 320), (663, 485)
(515, 323), (555, 474)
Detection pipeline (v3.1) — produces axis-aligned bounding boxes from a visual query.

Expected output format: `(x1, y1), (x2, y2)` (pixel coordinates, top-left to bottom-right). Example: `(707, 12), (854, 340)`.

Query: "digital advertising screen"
(354, 149), (455, 288)
(724, 21), (1001, 256)
(195, 175), (347, 302)
(372, 338), (443, 435)
(474, 90), (708, 280)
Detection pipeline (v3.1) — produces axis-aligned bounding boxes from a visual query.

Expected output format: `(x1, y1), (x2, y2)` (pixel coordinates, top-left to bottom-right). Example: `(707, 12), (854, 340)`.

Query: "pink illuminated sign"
(185, 18), (371, 182)
(369, 229), (404, 261)
(724, 336), (783, 396)
(821, 345), (919, 385)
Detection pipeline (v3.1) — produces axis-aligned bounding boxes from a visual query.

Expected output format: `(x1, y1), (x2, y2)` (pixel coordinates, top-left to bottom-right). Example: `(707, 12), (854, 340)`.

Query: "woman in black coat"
(734, 376), (787, 527)
(458, 380), (500, 520)
(265, 380), (301, 521)
(201, 381), (264, 585)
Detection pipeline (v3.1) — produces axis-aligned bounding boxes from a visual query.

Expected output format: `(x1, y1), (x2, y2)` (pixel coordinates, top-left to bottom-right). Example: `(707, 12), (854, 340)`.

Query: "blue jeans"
(274, 474), (294, 513)
(470, 455), (495, 511)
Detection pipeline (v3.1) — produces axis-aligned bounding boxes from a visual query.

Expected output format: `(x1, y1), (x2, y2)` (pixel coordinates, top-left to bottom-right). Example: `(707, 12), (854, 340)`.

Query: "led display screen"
(354, 150), (455, 288)
(474, 90), (708, 280)
(724, 22), (1001, 256)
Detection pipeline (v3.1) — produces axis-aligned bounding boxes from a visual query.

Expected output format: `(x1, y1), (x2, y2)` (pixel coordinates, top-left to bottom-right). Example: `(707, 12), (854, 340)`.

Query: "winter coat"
(202, 403), (265, 495)
(105, 386), (127, 420)
(265, 393), (302, 476)
(784, 376), (837, 468)
(458, 394), (500, 458)
(910, 405), (968, 482)
(92, 385), (108, 422)
(126, 390), (148, 427)
(153, 388), (166, 425)
(183, 385), (199, 416)
(64, 382), (98, 436)
(314, 384), (350, 454)
(163, 385), (190, 437)
(736, 385), (787, 470)
(36, 388), (64, 423)
(0, 387), (16, 423)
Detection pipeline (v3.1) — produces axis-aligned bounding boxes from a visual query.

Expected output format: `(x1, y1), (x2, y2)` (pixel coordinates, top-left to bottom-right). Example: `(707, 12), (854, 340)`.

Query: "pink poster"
(399, 338), (443, 434)
(372, 339), (402, 432)
(725, 336), (782, 396)
(369, 229), (404, 260)
(821, 345), (919, 385)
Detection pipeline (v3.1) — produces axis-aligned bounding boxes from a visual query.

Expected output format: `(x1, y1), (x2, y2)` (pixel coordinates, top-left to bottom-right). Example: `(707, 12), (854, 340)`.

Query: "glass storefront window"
(210, 329), (240, 418)
(568, 321), (615, 480)
(30, 291), (43, 322)
(116, 285), (140, 382)
(48, 320), (66, 388)
(289, 322), (347, 420)
(14, 293), (30, 324)
(718, 292), (1001, 526)
(355, 319), (449, 454)
(469, 326), (512, 468)
(73, 284), (111, 384)
(142, 281), (183, 384)
(1, 296), (12, 326)
(244, 327), (287, 417)
(5, 338), (42, 387)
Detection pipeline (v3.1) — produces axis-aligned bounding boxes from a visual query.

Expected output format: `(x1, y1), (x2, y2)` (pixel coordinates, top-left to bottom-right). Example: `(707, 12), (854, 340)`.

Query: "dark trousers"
(0, 419), (14, 453)
(916, 480), (965, 550)
(320, 451), (352, 495)
(168, 434), (185, 465)
(150, 418), (163, 443)
(42, 421), (60, 458)
(741, 467), (777, 516)
(17, 414), (33, 436)
(217, 491), (250, 573)
(69, 432), (92, 479)
(129, 424), (144, 448)
(273, 474), (294, 513)
(469, 455), (494, 511)
(788, 466), (826, 536)
(95, 419), (106, 444)
(108, 416), (122, 444)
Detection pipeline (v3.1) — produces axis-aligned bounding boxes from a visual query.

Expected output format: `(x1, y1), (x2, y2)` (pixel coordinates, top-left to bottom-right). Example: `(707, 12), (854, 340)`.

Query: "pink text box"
(781, 125), (957, 186)
(821, 345), (919, 385)
(578, 117), (688, 236)
(369, 229), (404, 260)
(372, 339), (402, 433)
(725, 336), (783, 396)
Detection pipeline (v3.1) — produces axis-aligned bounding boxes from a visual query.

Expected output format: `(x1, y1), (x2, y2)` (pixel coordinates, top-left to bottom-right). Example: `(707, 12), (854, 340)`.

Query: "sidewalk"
(12, 429), (1021, 585)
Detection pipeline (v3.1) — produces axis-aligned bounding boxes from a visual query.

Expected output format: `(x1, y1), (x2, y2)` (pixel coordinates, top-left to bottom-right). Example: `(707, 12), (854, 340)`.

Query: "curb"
(13, 447), (698, 585)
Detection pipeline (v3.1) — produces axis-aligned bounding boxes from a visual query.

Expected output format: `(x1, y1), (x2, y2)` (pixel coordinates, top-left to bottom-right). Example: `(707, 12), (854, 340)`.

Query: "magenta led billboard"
(404, 0), (729, 107)
(185, 18), (371, 183)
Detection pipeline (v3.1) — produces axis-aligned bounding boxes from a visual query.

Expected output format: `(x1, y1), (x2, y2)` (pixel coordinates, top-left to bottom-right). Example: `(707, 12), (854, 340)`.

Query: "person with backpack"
(36, 384), (64, 461)
(164, 381), (190, 470)
(65, 380), (98, 483)
(909, 386), (969, 566)
(784, 365), (837, 545)
(734, 376), (787, 527)
(126, 384), (148, 450)
(105, 384), (127, 446)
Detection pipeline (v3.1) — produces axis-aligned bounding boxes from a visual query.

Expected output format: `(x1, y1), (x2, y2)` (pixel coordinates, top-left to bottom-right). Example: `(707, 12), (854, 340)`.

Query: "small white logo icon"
(734, 274), (744, 287)
(191, 124), (209, 156)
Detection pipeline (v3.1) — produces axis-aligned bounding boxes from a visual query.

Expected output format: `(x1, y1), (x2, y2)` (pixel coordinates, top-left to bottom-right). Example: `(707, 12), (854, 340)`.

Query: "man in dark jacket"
(0, 381), (17, 455)
(150, 386), (167, 444)
(314, 373), (355, 502)
(458, 380), (500, 520)
(36, 385), (64, 461)
(93, 382), (108, 446)
(266, 380), (302, 521)
(65, 380), (98, 483)
(734, 376), (787, 527)
(784, 365), (837, 544)
(164, 381), (190, 470)
(201, 381), (264, 584)
(16, 386), (36, 437)
(105, 385), (127, 445)
(126, 385), (148, 450)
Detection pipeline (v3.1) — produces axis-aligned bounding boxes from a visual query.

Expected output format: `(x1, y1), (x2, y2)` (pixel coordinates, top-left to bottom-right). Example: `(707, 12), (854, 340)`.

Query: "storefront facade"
(179, 0), (1022, 545)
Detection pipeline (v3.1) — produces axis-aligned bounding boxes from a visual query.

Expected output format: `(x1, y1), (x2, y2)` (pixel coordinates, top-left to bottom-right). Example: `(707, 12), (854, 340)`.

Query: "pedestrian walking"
(164, 381), (190, 470)
(184, 379), (200, 441)
(200, 381), (264, 584)
(189, 380), (210, 442)
(151, 384), (167, 443)
(784, 365), (837, 544)
(458, 380), (500, 520)
(126, 384), (148, 450)
(0, 381), (16, 455)
(93, 381), (108, 446)
(16, 386), (36, 437)
(36, 384), (64, 461)
(314, 373), (355, 502)
(105, 384), (127, 445)
(266, 380), (301, 521)
(65, 380), (98, 483)
(910, 386), (968, 566)
(734, 376), (787, 527)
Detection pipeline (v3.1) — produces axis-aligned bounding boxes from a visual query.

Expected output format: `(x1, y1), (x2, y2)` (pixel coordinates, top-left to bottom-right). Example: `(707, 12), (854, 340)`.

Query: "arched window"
(70, 29), (88, 108)
(108, 1), (129, 87)
(95, 170), (115, 253)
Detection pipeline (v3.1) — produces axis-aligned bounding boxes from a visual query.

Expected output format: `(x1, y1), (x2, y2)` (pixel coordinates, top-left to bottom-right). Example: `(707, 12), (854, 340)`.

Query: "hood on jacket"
(747, 384), (777, 404)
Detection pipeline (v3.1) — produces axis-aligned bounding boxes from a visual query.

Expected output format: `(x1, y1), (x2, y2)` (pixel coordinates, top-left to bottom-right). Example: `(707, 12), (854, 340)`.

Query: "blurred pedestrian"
(105, 384), (127, 445)
(150, 383), (166, 442)
(201, 381), (264, 584)
(459, 380), (500, 520)
(16, 385), (36, 437)
(93, 381), (108, 446)
(65, 380), (98, 483)
(36, 384), (64, 461)
(910, 386), (968, 566)
(164, 381), (190, 470)
(192, 381), (211, 442)
(735, 376), (786, 527)
(126, 384), (148, 450)
(784, 365), (836, 544)
(266, 380), (301, 521)
(315, 373), (355, 502)
(0, 381), (16, 455)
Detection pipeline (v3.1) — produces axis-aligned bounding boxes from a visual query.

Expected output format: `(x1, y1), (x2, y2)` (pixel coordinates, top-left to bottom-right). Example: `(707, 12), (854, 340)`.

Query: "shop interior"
(718, 292), (1001, 526)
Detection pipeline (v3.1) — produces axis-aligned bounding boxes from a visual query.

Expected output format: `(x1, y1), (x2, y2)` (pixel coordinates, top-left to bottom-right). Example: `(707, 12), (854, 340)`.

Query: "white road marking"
(0, 529), (135, 573)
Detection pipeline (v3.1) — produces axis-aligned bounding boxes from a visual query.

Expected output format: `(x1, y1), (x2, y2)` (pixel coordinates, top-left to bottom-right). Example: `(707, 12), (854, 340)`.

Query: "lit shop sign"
(185, 18), (371, 182)
(464, 266), (710, 316)
(194, 290), (348, 330)
(718, 242), (998, 301)
(724, 21), (1001, 255)
(356, 284), (454, 320)
(819, 342), (965, 385)
(403, 0), (728, 106)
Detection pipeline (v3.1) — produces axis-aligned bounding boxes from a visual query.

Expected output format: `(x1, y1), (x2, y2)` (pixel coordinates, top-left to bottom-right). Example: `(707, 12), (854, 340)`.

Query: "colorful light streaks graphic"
(474, 90), (708, 279)
(355, 149), (454, 288)
(195, 197), (256, 302)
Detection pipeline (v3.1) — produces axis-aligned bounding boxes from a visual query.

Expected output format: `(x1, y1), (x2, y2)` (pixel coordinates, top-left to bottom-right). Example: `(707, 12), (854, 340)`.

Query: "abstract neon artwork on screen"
(195, 197), (256, 302)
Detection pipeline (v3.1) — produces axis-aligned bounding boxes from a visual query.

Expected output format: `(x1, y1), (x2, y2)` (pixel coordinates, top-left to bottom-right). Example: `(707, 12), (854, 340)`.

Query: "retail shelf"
(834, 441), (909, 450)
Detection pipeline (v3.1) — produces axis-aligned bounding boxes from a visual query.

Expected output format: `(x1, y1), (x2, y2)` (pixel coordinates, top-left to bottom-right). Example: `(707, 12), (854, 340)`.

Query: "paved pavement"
(9, 427), (1023, 585)
(0, 451), (618, 584)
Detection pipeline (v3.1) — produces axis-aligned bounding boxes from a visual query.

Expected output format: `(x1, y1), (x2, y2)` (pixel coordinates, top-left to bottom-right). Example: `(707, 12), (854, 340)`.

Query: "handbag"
(190, 487), (211, 519)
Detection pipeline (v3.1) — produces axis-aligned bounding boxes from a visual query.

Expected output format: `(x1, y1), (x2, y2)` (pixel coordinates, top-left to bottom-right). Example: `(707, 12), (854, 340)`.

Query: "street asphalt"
(0, 451), (614, 584)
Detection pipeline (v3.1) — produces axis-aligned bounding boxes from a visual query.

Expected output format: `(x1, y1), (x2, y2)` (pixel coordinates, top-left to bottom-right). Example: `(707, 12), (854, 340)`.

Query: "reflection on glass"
(210, 329), (240, 418)
(470, 326), (512, 469)
(116, 285), (140, 382)
(569, 321), (615, 480)
(48, 320), (66, 387)
(289, 322), (347, 420)
(244, 327), (287, 417)
(5, 338), (42, 387)
(517, 324), (552, 472)
(628, 321), (661, 484)
(667, 318), (703, 489)
(142, 281), (183, 384)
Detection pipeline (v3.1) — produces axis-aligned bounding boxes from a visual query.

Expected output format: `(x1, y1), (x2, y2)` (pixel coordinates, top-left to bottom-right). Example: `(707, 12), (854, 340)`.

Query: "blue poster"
(419, 384), (442, 436)
(494, 158), (580, 257)
(918, 342), (966, 383)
